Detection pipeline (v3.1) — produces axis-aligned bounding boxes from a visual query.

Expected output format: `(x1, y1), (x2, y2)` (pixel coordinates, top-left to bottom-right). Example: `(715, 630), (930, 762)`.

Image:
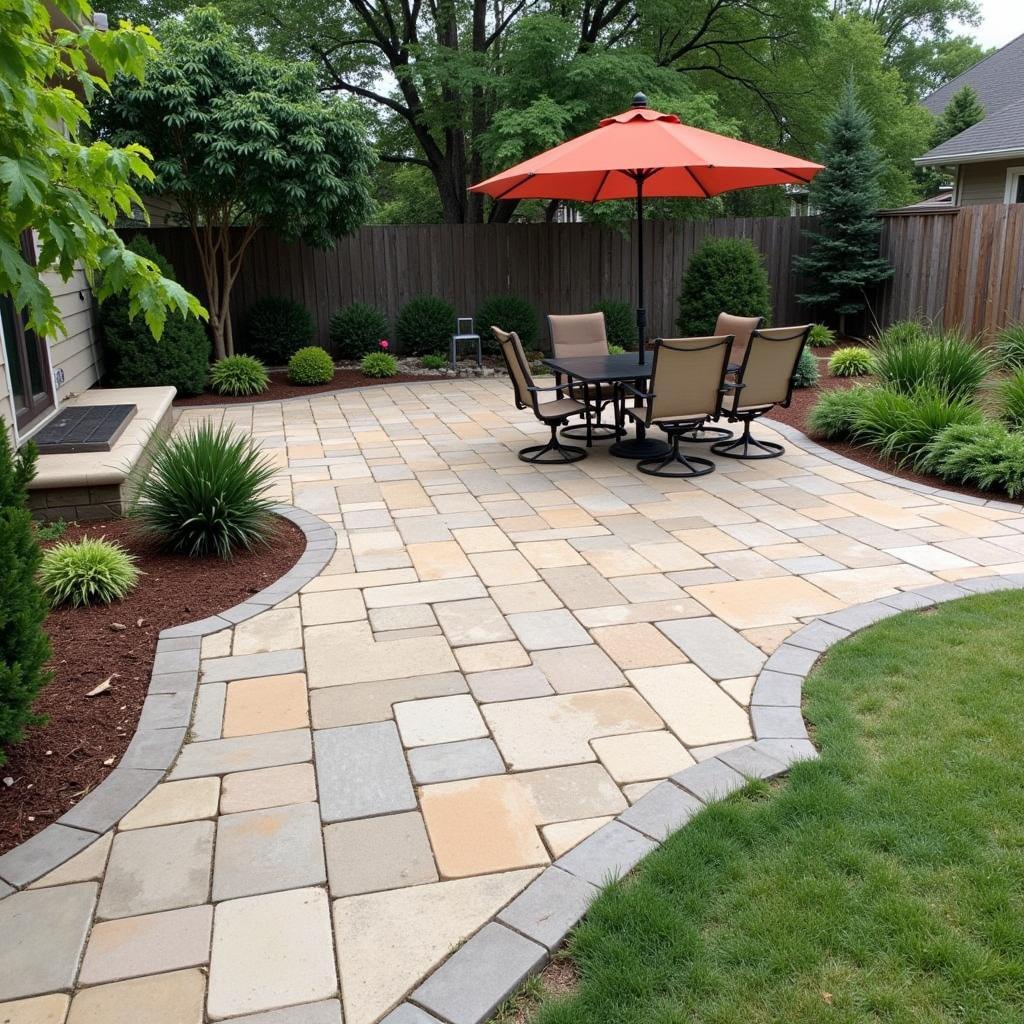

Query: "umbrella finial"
(631, 92), (648, 108)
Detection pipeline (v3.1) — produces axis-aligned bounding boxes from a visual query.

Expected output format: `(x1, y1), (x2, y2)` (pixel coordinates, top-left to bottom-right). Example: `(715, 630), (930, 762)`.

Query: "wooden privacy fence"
(127, 203), (1024, 355)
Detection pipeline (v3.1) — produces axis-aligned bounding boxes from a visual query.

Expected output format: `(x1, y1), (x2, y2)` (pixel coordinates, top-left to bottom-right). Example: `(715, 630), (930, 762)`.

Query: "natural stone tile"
(581, 546), (657, 578)
(119, 726), (186, 771)
(497, 865), (597, 952)
(751, 705), (808, 740)
(632, 541), (710, 572)
(575, 598), (704, 627)
(590, 622), (687, 669)
(804, 564), (937, 603)
(454, 640), (531, 673)
(300, 589), (367, 626)
(0, 883), (97, 1000)
(0, 823), (100, 888)
(541, 816), (614, 858)
(555, 821), (657, 886)
(783, 619), (850, 653)
(453, 525), (513, 552)
(233, 609), (302, 655)
(98, 821), (214, 920)
(394, 694), (487, 747)
(488, 581), (563, 614)
(213, 802), (326, 901)
(517, 540), (586, 568)
(408, 738), (505, 784)
(379, 1006), (442, 1024)
(540, 565), (623, 609)
(717, 743), (788, 780)
(333, 870), (540, 1024)
(191, 682), (225, 741)
(325, 812), (438, 897)
(310, 672), (467, 728)
(670, 526), (746, 553)
(217, 1000), (342, 1024)
(628, 665), (752, 746)
(369, 604), (437, 632)
(169, 730), (311, 781)
(466, 666), (553, 702)
(720, 676), (755, 704)
(79, 905), (213, 984)
(763, 644), (819, 676)
(483, 689), (663, 770)
(0, 994), (69, 1024)
(407, 541), (475, 580)
(363, 577), (487, 608)
(591, 730), (695, 783)
(222, 674), (309, 737)
(208, 888), (336, 1020)
(655, 616), (765, 680)
(434, 597), (514, 646)
(469, 550), (540, 585)
(611, 573), (684, 603)
(687, 576), (844, 628)
(672, 757), (747, 801)
(201, 649), (304, 684)
(532, 645), (626, 693)
(411, 922), (546, 1024)
(220, 763), (317, 814)
(201, 628), (232, 660)
(66, 969), (205, 1024)
(617, 780), (704, 840)
(119, 778), (220, 830)
(315, 722), (415, 822)
(302, 567), (416, 593)
(506, 610), (590, 651)
(29, 831), (112, 888)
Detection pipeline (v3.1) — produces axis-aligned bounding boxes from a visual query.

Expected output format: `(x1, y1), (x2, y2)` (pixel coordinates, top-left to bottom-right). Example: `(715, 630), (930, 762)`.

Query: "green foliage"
(998, 370), (1024, 429)
(607, 344), (626, 355)
(288, 346), (335, 385)
(932, 85), (985, 147)
(1, 0), (204, 342)
(475, 296), (539, 353)
(921, 421), (1024, 498)
(791, 348), (820, 388)
(995, 323), (1024, 371)
(241, 297), (315, 366)
(97, 7), (374, 357)
(829, 347), (875, 377)
(209, 355), (270, 397)
(361, 352), (399, 378)
(808, 324), (835, 347)
(807, 385), (874, 439)
(875, 319), (929, 348)
(871, 326), (989, 401)
(130, 422), (276, 559)
(794, 81), (894, 322)
(676, 238), (772, 337)
(396, 296), (456, 357)
(590, 300), (637, 350)
(34, 518), (68, 542)
(329, 303), (389, 360)
(39, 538), (139, 607)
(375, 165), (444, 224)
(421, 354), (447, 370)
(100, 236), (211, 395)
(0, 433), (50, 764)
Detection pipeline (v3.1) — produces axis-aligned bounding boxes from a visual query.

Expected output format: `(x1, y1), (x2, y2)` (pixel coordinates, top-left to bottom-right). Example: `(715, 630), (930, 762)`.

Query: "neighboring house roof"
(917, 94), (1024, 165)
(921, 32), (1024, 117)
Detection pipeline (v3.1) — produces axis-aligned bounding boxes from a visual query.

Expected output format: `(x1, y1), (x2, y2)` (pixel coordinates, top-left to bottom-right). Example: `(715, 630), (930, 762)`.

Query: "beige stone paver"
(11, 378), (1024, 1023)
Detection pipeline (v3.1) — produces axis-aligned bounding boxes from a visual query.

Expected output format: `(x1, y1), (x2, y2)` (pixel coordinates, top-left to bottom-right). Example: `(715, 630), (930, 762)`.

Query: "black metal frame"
(560, 380), (624, 445)
(519, 419), (587, 463)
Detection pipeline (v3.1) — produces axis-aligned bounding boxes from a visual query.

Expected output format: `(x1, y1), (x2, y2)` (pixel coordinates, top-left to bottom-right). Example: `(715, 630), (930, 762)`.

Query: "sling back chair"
(547, 312), (622, 444)
(493, 326), (588, 464)
(615, 334), (734, 478)
(680, 312), (764, 444)
(711, 324), (813, 460)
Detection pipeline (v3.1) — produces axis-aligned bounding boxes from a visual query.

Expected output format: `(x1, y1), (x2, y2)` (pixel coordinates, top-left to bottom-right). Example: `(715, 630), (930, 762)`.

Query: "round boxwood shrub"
(808, 323), (835, 347)
(240, 296), (315, 366)
(288, 346), (335, 385)
(39, 537), (140, 607)
(676, 238), (772, 337)
(829, 346), (874, 377)
(475, 295), (538, 353)
(361, 352), (399, 378)
(209, 355), (270, 396)
(791, 347), (819, 388)
(590, 299), (637, 350)
(329, 302), (389, 361)
(396, 296), (455, 357)
(100, 236), (210, 396)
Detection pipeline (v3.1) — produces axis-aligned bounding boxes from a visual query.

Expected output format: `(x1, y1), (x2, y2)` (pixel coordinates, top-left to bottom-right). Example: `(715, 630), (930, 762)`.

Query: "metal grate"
(34, 404), (137, 454)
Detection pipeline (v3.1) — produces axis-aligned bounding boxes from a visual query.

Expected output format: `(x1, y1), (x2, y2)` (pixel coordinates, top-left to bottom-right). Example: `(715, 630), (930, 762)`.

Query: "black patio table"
(543, 352), (739, 460)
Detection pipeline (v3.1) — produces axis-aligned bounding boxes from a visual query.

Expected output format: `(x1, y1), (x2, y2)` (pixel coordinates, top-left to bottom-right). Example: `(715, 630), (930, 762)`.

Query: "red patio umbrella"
(471, 93), (823, 364)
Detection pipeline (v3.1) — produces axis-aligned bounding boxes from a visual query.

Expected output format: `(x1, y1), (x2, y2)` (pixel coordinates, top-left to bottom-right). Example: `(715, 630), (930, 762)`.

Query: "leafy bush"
(0, 435), (50, 764)
(130, 423), (276, 559)
(995, 323), (1024, 371)
(39, 538), (140, 607)
(100, 236), (211, 395)
(791, 347), (819, 388)
(288, 346), (335, 385)
(475, 295), (538, 353)
(35, 518), (68, 542)
(210, 355), (270, 396)
(396, 296), (455, 357)
(421, 354), (447, 370)
(590, 300), (637, 350)
(361, 352), (399, 378)
(829, 346), (874, 377)
(807, 324), (835, 347)
(329, 302), (388, 360)
(676, 238), (772, 337)
(608, 344), (626, 355)
(871, 326), (989, 401)
(921, 421), (1024, 497)
(807, 385), (874, 439)
(998, 369), (1024, 429)
(240, 296), (315, 365)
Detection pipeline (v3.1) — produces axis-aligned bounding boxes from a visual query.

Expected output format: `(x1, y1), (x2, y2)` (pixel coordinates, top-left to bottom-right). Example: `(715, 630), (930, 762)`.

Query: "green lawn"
(531, 592), (1024, 1024)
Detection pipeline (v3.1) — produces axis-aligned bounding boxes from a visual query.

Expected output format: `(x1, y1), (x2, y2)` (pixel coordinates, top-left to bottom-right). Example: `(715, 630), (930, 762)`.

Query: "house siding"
(957, 159), (1023, 205)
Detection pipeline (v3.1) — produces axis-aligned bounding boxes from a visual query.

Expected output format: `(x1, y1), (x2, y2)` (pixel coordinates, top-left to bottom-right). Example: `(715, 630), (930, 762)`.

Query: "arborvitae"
(0, 432), (51, 763)
(933, 85), (985, 147)
(795, 81), (894, 335)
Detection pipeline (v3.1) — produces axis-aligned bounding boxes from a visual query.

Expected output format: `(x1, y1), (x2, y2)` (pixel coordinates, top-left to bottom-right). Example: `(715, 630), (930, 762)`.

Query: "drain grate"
(34, 404), (137, 454)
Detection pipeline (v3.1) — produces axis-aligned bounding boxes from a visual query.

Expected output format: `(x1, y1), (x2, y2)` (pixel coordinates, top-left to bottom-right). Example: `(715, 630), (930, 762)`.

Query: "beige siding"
(44, 264), (103, 401)
(0, 342), (15, 447)
(956, 159), (1024, 205)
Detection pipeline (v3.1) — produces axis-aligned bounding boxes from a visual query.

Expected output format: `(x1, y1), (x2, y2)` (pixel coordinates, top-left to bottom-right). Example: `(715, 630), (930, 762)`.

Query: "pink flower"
(379, 339), (389, 350)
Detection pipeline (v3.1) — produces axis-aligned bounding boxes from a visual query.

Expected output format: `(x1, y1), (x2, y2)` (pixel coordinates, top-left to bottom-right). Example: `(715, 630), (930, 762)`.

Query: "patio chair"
(710, 324), (813, 460)
(615, 334), (734, 478)
(492, 326), (588, 464)
(547, 312), (621, 442)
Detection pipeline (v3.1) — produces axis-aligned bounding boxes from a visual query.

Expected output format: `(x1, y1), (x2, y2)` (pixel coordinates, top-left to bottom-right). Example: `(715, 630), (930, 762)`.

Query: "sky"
(963, 0), (1024, 48)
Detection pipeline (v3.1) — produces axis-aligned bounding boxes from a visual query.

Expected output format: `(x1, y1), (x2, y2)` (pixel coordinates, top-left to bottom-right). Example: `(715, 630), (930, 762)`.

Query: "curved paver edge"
(388, 572), (1024, 1024)
(0, 504), (337, 892)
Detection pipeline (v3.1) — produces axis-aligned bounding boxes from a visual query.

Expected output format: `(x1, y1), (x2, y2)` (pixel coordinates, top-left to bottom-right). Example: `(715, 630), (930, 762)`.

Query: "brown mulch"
(0, 516), (306, 855)
(174, 367), (445, 406)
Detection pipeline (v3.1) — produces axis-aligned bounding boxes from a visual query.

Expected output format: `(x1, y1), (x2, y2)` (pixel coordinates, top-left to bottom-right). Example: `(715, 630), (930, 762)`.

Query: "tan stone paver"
(8, 378), (1024, 1022)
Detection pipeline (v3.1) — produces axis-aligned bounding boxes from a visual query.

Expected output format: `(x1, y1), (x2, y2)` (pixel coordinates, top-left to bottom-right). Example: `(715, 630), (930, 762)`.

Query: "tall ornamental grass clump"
(995, 323), (1024, 371)
(807, 385), (874, 439)
(130, 423), (276, 559)
(871, 323), (989, 401)
(209, 355), (270, 396)
(998, 370), (1024, 429)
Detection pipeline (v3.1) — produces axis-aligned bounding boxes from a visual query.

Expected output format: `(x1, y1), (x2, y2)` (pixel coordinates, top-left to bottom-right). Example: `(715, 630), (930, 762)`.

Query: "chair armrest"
(720, 381), (745, 394)
(617, 380), (653, 400)
(526, 384), (568, 395)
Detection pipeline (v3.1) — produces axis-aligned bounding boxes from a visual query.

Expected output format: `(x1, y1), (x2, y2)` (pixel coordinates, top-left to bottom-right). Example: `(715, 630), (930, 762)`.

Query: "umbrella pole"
(636, 174), (646, 366)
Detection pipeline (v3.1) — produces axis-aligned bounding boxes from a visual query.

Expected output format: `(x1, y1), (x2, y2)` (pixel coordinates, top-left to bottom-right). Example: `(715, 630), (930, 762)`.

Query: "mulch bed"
(0, 516), (306, 856)
(174, 367), (445, 406)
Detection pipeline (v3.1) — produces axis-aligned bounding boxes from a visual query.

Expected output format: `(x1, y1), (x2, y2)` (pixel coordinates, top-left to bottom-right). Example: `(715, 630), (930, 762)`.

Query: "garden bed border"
(0, 504), (336, 894)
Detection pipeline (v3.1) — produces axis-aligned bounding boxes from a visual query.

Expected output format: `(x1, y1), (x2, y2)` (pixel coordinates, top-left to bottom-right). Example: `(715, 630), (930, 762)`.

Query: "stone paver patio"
(4, 376), (1024, 1023)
